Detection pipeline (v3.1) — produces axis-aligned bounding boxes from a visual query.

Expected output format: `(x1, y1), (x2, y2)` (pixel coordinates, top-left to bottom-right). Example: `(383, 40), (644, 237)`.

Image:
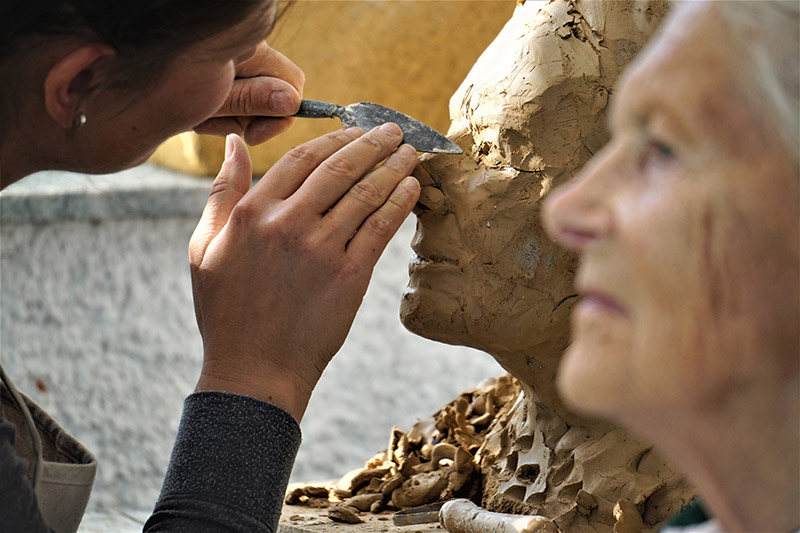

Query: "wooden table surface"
(279, 504), (444, 533)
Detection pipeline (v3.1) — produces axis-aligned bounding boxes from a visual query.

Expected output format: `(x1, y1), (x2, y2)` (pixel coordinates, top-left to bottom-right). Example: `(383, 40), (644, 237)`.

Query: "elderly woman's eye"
(646, 139), (674, 158)
(653, 141), (674, 158)
(640, 138), (677, 171)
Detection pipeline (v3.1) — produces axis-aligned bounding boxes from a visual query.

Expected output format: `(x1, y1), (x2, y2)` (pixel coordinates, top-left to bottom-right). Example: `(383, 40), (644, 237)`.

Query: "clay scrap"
(285, 375), (521, 522)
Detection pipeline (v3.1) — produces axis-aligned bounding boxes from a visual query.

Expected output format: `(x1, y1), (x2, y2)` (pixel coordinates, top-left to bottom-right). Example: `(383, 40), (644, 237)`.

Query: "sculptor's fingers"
(214, 75), (301, 118)
(189, 134), (252, 267)
(213, 43), (304, 119)
(252, 127), (364, 202)
(193, 117), (245, 138)
(235, 42), (305, 90)
(296, 123), (404, 214)
(346, 176), (420, 264)
(243, 116), (296, 145)
(193, 116), (297, 145)
(324, 144), (418, 242)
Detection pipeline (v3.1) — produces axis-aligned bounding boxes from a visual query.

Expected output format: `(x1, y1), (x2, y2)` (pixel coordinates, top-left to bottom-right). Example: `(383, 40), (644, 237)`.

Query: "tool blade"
(392, 502), (445, 526)
(339, 102), (462, 154)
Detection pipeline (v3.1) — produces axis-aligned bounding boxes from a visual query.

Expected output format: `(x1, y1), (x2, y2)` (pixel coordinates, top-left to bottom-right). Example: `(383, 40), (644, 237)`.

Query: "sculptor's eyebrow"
(256, 2), (280, 39)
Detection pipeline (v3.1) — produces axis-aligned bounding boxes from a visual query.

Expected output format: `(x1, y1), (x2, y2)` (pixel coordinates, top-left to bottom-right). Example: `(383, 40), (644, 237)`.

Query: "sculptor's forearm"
(144, 391), (301, 532)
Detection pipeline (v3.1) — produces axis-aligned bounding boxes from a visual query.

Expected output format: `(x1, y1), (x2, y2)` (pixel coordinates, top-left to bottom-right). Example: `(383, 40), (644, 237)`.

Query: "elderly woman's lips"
(576, 291), (629, 317)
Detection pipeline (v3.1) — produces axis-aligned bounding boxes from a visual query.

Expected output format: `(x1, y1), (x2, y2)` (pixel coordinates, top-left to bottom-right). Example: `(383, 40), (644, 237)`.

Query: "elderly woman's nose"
(543, 161), (612, 252)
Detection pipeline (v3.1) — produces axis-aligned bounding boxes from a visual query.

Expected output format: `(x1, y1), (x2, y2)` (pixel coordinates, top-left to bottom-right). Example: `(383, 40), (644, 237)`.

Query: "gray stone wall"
(0, 164), (503, 513)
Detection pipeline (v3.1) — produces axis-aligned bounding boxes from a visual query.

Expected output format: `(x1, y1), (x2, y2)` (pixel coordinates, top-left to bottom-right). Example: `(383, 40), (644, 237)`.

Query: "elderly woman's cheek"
(647, 199), (797, 396)
(556, 298), (637, 413)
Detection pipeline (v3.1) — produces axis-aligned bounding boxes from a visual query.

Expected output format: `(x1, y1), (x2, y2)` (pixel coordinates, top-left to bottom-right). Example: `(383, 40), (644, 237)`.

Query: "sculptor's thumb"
(189, 134), (252, 266)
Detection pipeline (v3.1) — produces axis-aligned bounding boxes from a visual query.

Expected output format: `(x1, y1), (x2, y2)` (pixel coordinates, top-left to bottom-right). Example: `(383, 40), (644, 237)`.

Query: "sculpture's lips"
(413, 200), (433, 217)
(410, 230), (459, 268)
(413, 190), (444, 216)
(408, 253), (458, 269)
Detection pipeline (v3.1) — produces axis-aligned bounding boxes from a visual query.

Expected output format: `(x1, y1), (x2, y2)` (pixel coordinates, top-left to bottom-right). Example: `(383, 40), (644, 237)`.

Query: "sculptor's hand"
(194, 42), (305, 145)
(189, 126), (420, 421)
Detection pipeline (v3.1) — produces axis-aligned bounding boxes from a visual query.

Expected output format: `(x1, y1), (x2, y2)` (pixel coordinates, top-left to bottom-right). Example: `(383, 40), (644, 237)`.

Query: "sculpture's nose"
(413, 152), (439, 188)
(412, 129), (473, 216)
(414, 124), (472, 185)
(412, 155), (447, 215)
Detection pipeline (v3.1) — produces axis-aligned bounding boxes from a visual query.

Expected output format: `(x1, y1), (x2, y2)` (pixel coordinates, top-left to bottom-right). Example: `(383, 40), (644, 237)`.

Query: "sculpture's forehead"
(452, 3), (597, 117)
(447, 0), (666, 173)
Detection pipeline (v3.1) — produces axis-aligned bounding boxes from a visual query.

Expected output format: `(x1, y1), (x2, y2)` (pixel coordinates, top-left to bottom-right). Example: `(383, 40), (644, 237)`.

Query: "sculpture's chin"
(401, 287), (458, 340)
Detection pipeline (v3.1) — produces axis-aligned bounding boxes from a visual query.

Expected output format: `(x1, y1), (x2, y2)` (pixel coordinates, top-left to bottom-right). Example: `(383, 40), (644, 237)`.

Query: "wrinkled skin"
(544, 2), (799, 530)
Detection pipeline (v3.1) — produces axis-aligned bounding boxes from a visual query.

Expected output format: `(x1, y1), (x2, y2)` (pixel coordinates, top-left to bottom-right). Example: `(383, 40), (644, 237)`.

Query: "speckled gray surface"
(1, 164), (503, 513)
(0, 165), (210, 224)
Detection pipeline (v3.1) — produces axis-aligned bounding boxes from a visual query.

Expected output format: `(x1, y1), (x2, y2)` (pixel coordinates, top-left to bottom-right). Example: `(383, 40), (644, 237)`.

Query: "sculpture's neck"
(515, 380), (611, 434)
(490, 335), (608, 430)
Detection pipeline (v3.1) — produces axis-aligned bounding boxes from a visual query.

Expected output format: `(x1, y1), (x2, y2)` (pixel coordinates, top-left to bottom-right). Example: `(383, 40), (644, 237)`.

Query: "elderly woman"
(0, 1), (419, 531)
(544, 1), (799, 531)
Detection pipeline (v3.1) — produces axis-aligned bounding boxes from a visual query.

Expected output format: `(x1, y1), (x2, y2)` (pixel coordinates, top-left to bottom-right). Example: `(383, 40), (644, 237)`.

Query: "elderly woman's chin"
(555, 315), (635, 417)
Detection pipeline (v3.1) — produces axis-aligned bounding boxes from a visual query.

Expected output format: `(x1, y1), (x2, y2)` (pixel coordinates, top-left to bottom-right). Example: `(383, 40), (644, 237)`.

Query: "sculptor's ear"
(44, 44), (114, 128)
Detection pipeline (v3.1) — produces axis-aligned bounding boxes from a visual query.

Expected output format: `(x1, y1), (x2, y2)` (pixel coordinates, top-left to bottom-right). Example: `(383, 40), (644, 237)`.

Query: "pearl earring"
(77, 112), (87, 127)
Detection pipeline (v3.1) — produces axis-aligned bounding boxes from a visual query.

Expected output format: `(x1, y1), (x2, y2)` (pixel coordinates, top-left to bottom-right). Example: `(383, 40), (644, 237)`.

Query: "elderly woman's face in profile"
(545, 2), (800, 418)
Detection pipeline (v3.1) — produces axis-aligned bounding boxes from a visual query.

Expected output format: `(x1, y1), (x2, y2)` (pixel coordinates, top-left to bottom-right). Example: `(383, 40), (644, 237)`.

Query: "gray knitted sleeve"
(144, 391), (301, 532)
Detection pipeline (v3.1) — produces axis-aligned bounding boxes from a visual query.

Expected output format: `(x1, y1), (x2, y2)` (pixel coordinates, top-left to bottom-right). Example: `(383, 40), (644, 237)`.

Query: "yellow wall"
(151, 0), (517, 176)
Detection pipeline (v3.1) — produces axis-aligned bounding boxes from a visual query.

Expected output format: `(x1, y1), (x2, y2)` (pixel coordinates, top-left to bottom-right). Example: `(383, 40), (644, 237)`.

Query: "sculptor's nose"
(544, 147), (615, 252)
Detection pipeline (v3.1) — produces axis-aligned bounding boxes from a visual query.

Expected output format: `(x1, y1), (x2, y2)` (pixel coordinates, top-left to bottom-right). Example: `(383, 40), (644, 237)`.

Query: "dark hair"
(0, 0), (276, 135)
(2, 1), (270, 75)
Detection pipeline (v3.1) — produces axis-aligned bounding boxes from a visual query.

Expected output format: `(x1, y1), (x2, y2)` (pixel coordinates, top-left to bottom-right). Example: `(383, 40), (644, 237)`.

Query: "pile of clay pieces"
(285, 375), (522, 524)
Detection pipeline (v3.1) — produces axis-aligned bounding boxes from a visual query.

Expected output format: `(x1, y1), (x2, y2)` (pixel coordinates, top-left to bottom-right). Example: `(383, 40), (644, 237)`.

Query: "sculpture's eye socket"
(468, 122), (541, 173)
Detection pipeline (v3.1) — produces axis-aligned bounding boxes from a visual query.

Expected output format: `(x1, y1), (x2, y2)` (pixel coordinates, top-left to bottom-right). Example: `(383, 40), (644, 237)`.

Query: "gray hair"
(706, 0), (800, 164)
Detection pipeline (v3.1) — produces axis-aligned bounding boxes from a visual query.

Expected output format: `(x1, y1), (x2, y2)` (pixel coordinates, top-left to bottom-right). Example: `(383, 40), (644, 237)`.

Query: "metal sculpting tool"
(294, 99), (462, 154)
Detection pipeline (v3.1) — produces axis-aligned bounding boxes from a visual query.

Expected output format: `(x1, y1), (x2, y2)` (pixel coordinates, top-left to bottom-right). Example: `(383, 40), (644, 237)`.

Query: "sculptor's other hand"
(189, 126), (420, 421)
(194, 42), (305, 145)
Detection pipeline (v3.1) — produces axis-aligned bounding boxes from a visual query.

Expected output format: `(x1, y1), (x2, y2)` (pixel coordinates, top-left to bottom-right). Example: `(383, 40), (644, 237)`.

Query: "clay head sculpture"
(401, 0), (671, 415)
(401, 1), (696, 530)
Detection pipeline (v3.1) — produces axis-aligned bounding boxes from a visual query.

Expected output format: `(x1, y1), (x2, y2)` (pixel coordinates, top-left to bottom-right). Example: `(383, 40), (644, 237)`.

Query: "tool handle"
(293, 99), (342, 119)
(440, 499), (559, 533)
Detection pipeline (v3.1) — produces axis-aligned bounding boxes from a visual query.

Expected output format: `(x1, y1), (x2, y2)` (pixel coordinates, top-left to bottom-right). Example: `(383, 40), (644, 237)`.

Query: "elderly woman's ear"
(43, 44), (114, 129)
